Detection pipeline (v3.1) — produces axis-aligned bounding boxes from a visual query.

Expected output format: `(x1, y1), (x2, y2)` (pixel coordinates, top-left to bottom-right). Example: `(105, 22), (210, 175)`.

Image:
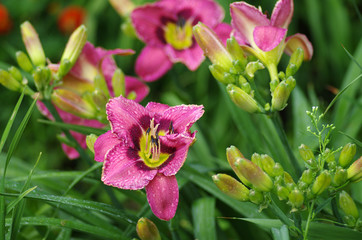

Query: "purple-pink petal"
(145, 173), (179, 221)
(124, 76), (149, 102)
(135, 46), (173, 82)
(270, 0), (294, 29)
(253, 25), (287, 52)
(230, 2), (269, 45)
(94, 131), (121, 162)
(165, 43), (204, 71)
(284, 33), (313, 61)
(213, 23), (232, 45)
(102, 144), (157, 190)
(145, 102), (170, 115)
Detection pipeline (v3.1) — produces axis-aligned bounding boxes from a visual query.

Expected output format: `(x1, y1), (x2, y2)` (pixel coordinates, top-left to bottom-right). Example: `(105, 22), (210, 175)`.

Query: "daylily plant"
(94, 96), (204, 220)
(38, 42), (149, 159)
(230, 0), (313, 81)
(131, 0), (231, 81)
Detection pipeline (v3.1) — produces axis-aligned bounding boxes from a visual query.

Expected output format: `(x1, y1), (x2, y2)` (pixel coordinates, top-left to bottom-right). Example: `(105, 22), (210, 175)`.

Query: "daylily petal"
(284, 33), (313, 61)
(94, 131), (121, 162)
(135, 46), (173, 82)
(158, 134), (194, 176)
(253, 26), (287, 52)
(102, 144), (157, 190)
(131, 4), (175, 46)
(271, 0), (294, 29)
(165, 43), (204, 71)
(213, 23), (232, 45)
(125, 76), (149, 102)
(230, 2), (269, 46)
(145, 102), (170, 115)
(145, 173), (179, 221)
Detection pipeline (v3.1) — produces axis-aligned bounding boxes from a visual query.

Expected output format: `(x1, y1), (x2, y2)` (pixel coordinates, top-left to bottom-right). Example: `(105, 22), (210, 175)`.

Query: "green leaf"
(6, 186), (37, 214)
(271, 225), (289, 240)
(307, 222), (362, 240)
(38, 119), (107, 136)
(55, 228), (72, 240)
(192, 197), (216, 240)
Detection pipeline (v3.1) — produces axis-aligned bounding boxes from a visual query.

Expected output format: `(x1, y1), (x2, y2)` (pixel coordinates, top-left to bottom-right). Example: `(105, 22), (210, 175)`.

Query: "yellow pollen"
(164, 20), (193, 50)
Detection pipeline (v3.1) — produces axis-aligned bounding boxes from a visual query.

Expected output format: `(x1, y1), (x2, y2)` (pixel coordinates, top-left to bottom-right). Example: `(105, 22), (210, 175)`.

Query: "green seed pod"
(213, 174), (249, 201)
(347, 156), (362, 182)
(260, 154), (275, 176)
(339, 191), (359, 220)
(136, 217), (161, 240)
(300, 169), (315, 185)
(226, 146), (251, 187)
(298, 144), (315, 162)
(277, 186), (289, 201)
(311, 170), (331, 195)
(333, 167), (347, 186)
(249, 189), (264, 205)
(339, 143), (356, 168)
(288, 189), (304, 211)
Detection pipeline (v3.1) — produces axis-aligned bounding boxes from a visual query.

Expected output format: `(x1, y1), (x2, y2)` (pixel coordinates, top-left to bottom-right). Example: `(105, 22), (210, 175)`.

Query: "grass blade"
(192, 197), (216, 240)
(271, 225), (289, 240)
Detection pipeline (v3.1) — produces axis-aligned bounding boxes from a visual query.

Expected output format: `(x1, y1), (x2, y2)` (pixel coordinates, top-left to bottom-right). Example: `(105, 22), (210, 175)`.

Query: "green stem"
(303, 200), (315, 240)
(271, 113), (302, 177)
(331, 197), (343, 223)
(267, 63), (279, 84)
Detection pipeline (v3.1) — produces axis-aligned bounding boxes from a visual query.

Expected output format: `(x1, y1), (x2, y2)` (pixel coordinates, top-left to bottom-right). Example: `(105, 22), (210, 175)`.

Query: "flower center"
(164, 19), (193, 50)
(139, 118), (170, 168)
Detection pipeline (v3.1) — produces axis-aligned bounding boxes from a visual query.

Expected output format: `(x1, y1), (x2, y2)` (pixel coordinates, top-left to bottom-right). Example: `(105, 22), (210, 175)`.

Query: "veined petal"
(271, 0), (294, 29)
(146, 102), (170, 115)
(253, 26), (287, 52)
(230, 2), (269, 46)
(284, 33), (313, 61)
(94, 131), (121, 162)
(165, 43), (204, 71)
(145, 174), (179, 221)
(102, 144), (157, 190)
(135, 46), (173, 82)
(125, 76), (149, 102)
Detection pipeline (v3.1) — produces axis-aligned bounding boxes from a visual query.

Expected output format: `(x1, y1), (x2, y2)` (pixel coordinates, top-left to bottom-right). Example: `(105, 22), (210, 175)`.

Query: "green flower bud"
(226, 146), (251, 187)
(339, 143), (356, 168)
(333, 167), (347, 186)
(245, 61), (264, 79)
(270, 79), (279, 93)
(277, 186), (289, 201)
(272, 163), (284, 177)
(260, 154), (275, 176)
(86, 134), (98, 154)
(347, 156), (362, 182)
(298, 181), (308, 190)
(227, 37), (247, 68)
(226, 84), (261, 113)
(209, 64), (230, 84)
(94, 75), (111, 98)
(235, 158), (273, 192)
(213, 174), (249, 201)
(136, 217), (161, 240)
(249, 189), (264, 205)
(343, 215), (357, 227)
(300, 169), (315, 185)
(286, 48), (304, 77)
(311, 170), (331, 195)
(16, 51), (34, 73)
(20, 21), (46, 66)
(339, 191), (359, 220)
(0, 69), (23, 92)
(127, 91), (137, 100)
(251, 153), (262, 168)
(8, 66), (23, 83)
(33, 66), (51, 93)
(92, 89), (108, 111)
(112, 68), (126, 97)
(324, 148), (335, 163)
(288, 189), (304, 211)
(241, 82), (252, 95)
(328, 161), (337, 170)
(298, 144), (315, 162)
(284, 172), (296, 191)
(274, 176), (283, 186)
(223, 73), (238, 85)
(271, 81), (290, 111)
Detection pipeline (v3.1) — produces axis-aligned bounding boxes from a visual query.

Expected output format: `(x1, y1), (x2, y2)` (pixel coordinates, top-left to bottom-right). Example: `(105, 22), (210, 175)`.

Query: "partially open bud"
(193, 22), (233, 71)
(86, 134), (98, 154)
(213, 174), (249, 201)
(311, 170), (331, 195)
(333, 167), (347, 186)
(58, 25), (87, 78)
(339, 191), (359, 221)
(245, 61), (264, 79)
(300, 169), (315, 185)
(347, 156), (362, 182)
(226, 146), (251, 187)
(277, 185), (289, 201)
(111, 68), (125, 97)
(227, 37), (247, 68)
(235, 158), (273, 192)
(298, 144), (315, 162)
(288, 189), (304, 211)
(249, 189), (264, 205)
(136, 217), (161, 240)
(227, 84), (261, 113)
(20, 21), (46, 67)
(339, 143), (356, 168)
(16, 51), (34, 73)
(52, 89), (96, 119)
(286, 48), (304, 77)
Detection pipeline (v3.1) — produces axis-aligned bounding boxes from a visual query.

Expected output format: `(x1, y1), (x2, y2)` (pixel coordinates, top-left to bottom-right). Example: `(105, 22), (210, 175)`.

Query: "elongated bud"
(339, 143), (356, 168)
(288, 189), (304, 211)
(272, 163), (284, 177)
(286, 48), (304, 77)
(347, 156), (362, 182)
(58, 25), (87, 78)
(226, 84), (261, 113)
(277, 185), (289, 200)
(16, 51), (34, 73)
(20, 21), (46, 66)
(209, 64), (231, 84)
(8, 66), (23, 83)
(86, 134), (98, 154)
(213, 174), (249, 201)
(226, 37), (247, 68)
(324, 148), (335, 163)
(260, 154), (275, 176)
(333, 167), (347, 186)
(284, 172), (296, 190)
(33, 66), (51, 93)
(251, 153), (262, 168)
(299, 144), (315, 162)
(271, 79), (294, 111)
(136, 217), (161, 240)
(193, 22), (233, 71)
(245, 61), (264, 79)
(112, 68), (125, 97)
(339, 191), (359, 220)
(226, 146), (251, 187)
(249, 189), (264, 205)
(52, 89), (96, 119)
(300, 169), (315, 185)
(235, 158), (273, 192)
(311, 170), (331, 195)
(0, 69), (23, 92)
(94, 75), (111, 98)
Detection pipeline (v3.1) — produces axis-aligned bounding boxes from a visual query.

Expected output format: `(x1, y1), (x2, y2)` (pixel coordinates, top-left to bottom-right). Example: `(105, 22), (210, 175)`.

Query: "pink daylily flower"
(131, 0), (232, 81)
(230, 0), (313, 63)
(38, 42), (149, 159)
(94, 96), (204, 220)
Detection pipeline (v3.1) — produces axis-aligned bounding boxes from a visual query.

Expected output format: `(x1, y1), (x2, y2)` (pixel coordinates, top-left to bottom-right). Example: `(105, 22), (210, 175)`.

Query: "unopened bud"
(245, 61), (264, 79)
(193, 22), (233, 71)
(324, 148), (335, 163)
(112, 68), (125, 97)
(209, 64), (231, 84)
(235, 158), (273, 192)
(271, 81), (291, 111)
(249, 189), (264, 205)
(16, 51), (33, 73)
(286, 48), (304, 77)
(339, 143), (356, 168)
(58, 25), (87, 78)
(272, 163), (284, 177)
(328, 161), (337, 170)
(299, 144), (315, 162)
(86, 134), (98, 154)
(260, 154), (275, 176)
(226, 37), (247, 68)
(20, 21), (46, 66)
(8, 66), (23, 83)
(347, 156), (362, 182)
(284, 172), (296, 190)
(52, 89), (96, 119)
(311, 170), (331, 195)
(136, 217), (161, 240)
(333, 167), (347, 186)
(277, 186), (289, 200)
(288, 189), (304, 211)
(0, 69), (23, 92)
(94, 75), (111, 98)
(226, 84), (261, 113)
(251, 153), (262, 168)
(226, 146), (251, 187)
(213, 174), (249, 201)
(300, 169), (315, 185)
(33, 66), (51, 93)
(127, 91), (137, 100)
(339, 191), (359, 220)
(109, 0), (135, 17)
